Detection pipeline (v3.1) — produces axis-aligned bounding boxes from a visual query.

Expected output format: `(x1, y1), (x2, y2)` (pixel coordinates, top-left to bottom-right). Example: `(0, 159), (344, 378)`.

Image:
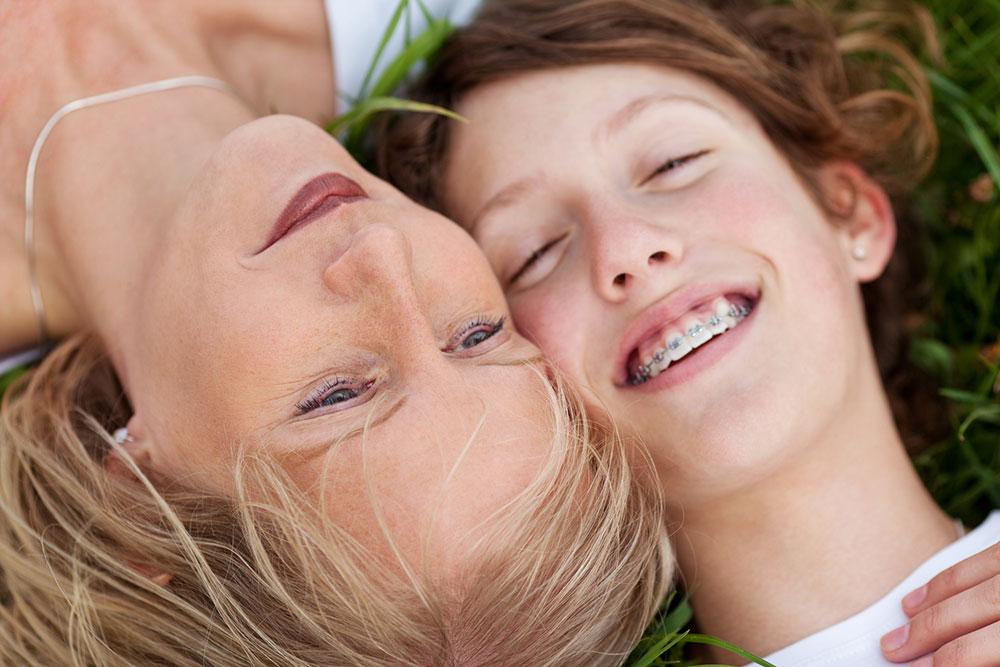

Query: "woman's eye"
(320, 387), (360, 406)
(447, 316), (507, 352)
(645, 149), (711, 183)
(295, 379), (373, 417)
(461, 329), (494, 348)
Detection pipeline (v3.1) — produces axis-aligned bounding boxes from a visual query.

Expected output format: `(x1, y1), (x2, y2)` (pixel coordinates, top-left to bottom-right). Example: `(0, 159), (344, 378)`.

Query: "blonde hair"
(0, 334), (671, 666)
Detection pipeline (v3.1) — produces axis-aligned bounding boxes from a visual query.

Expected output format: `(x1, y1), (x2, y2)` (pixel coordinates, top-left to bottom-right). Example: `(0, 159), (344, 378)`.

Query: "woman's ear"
(105, 414), (155, 484)
(817, 161), (897, 283)
(104, 415), (174, 587)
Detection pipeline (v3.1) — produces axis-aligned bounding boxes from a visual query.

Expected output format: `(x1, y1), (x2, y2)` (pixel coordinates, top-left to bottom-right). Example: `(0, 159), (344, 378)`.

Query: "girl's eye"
(645, 149), (711, 183)
(509, 233), (568, 288)
(295, 379), (374, 417)
(447, 316), (507, 352)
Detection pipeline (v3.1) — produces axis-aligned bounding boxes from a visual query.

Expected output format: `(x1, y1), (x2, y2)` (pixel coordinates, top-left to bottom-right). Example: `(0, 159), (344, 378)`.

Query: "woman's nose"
(590, 216), (682, 302)
(322, 222), (421, 307)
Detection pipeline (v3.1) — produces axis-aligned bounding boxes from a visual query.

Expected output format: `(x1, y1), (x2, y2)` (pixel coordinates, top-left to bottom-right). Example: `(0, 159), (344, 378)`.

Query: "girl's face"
(123, 115), (553, 577)
(442, 64), (892, 504)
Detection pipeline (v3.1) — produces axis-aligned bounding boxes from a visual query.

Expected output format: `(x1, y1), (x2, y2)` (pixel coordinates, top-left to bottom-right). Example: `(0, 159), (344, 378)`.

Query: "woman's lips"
(256, 172), (368, 254)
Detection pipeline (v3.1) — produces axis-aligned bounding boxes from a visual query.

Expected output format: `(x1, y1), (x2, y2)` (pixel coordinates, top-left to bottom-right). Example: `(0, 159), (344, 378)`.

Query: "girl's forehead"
(459, 63), (759, 139)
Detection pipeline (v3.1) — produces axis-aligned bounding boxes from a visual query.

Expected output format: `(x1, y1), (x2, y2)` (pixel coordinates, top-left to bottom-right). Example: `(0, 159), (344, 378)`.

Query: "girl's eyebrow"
(468, 176), (543, 234)
(599, 92), (729, 142)
(470, 94), (729, 233)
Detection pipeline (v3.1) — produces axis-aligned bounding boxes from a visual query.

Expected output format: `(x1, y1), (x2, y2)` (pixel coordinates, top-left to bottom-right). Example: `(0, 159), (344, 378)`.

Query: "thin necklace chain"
(24, 75), (249, 344)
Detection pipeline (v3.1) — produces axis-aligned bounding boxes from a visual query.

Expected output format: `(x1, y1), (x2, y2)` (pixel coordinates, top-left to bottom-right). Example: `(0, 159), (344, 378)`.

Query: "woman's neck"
(671, 369), (955, 663)
(0, 0), (333, 355)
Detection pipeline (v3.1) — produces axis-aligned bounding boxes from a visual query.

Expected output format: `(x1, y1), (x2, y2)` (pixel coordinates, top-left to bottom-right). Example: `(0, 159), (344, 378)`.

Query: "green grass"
(907, 0), (1000, 529)
(325, 0), (465, 158)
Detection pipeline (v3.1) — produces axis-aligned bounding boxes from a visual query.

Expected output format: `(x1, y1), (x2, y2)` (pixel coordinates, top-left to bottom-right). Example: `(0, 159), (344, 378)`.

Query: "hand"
(881, 540), (1000, 666)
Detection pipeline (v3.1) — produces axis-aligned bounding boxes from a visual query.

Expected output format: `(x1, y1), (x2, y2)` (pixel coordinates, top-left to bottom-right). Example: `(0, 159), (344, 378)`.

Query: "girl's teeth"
(715, 298), (737, 329)
(708, 298), (731, 334)
(665, 330), (692, 362)
(630, 298), (754, 384)
(683, 317), (713, 348)
(648, 350), (670, 378)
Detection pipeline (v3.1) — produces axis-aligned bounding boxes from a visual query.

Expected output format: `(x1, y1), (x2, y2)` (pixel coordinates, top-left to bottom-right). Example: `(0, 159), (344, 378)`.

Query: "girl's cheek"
(510, 281), (589, 373)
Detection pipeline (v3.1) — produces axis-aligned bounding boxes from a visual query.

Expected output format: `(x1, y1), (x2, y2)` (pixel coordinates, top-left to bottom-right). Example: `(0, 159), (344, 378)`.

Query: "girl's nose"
(590, 216), (682, 303)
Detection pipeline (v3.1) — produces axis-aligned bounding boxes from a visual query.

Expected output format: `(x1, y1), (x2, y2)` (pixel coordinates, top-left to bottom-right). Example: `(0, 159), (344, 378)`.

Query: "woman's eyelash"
(449, 316), (506, 351)
(295, 378), (373, 416)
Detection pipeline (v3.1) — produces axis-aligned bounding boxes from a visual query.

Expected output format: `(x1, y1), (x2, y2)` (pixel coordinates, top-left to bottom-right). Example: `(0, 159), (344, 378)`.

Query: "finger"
(902, 541), (1000, 617)
(914, 618), (1000, 667)
(882, 573), (1000, 662)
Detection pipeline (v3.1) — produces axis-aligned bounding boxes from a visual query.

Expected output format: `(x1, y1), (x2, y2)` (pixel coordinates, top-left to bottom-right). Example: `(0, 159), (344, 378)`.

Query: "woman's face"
(441, 64), (885, 504)
(125, 115), (550, 576)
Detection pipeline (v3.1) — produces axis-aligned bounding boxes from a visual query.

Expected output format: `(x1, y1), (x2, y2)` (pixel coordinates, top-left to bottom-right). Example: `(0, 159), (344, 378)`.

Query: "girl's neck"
(672, 376), (955, 663)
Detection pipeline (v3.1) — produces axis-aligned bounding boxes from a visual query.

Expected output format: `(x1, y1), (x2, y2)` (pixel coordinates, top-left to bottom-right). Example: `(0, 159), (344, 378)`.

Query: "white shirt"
(323, 0), (481, 111)
(756, 511), (1000, 666)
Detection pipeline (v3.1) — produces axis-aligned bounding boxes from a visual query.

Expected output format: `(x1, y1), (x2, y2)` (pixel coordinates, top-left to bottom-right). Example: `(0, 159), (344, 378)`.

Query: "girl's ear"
(817, 161), (897, 283)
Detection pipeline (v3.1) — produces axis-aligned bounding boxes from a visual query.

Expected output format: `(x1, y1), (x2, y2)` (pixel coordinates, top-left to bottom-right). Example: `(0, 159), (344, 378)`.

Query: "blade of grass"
(628, 631), (688, 667)
(683, 635), (777, 667)
(940, 387), (993, 405)
(344, 18), (456, 148)
(415, 0), (435, 25)
(958, 404), (1000, 440)
(655, 596), (694, 636)
(357, 0), (409, 103)
(956, 438), (1000, 505)
(949, 102), (1000, 187)
(928, 70), (969, 103)
(327, 96), (465, 137)
(367, 17), (453, 101)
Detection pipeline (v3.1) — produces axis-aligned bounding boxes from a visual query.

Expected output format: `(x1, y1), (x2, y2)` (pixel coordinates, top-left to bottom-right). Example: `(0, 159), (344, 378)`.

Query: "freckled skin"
(127, 116), (553, 577)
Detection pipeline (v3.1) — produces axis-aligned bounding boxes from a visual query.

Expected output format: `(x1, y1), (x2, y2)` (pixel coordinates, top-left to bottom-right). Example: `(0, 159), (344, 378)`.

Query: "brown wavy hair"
(377, 0), (944, 449)
(0, 335), (671, 666)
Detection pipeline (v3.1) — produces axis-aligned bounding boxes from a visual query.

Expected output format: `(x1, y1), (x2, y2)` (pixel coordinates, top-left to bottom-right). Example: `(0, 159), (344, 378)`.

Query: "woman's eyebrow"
(480, 353), (545, 368)
(279, 395), (410, 464)
(598, 93), (729, 142)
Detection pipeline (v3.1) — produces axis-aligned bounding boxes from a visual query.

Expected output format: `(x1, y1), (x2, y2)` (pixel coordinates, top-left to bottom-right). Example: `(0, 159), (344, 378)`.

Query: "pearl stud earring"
(852, 246), (867, 261)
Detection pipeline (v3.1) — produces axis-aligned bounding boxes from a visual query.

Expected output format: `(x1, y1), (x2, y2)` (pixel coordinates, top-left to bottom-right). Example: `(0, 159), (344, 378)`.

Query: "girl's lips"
(623, 302), (757, 391)
(626, 295), (754, 383)
(613, 281), (761, 386)
(256, 172), (368, 254)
